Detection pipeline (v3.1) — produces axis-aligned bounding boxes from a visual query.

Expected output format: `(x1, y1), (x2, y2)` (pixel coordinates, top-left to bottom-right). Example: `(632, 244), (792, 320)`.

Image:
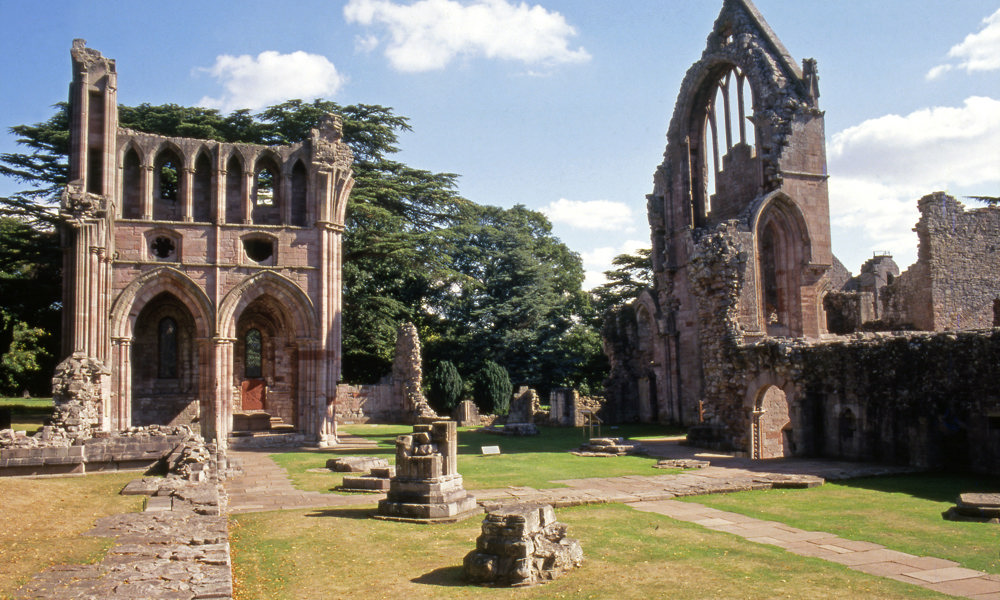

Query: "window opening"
(245, 329), (262, 378)
(158, 317), (178, 379)
(254, 168), (275, 206)
(243, 238), (274, 263)
(151, 236), (176, 260)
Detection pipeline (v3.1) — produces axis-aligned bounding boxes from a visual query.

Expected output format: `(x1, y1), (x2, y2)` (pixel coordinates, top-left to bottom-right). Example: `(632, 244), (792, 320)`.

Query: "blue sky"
(1, 0), (998, 287)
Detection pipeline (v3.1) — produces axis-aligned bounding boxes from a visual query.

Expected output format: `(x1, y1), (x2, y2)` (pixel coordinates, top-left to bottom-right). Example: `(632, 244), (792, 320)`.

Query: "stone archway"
(233, 295), (299, 430)
(751, 385), (791, 459)
(130, 292), (199, 427)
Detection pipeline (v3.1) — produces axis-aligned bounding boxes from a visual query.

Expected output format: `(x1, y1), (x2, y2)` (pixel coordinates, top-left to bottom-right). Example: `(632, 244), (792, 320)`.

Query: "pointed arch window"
(245, 328), (262, 378)
(158, 317), (178, 379)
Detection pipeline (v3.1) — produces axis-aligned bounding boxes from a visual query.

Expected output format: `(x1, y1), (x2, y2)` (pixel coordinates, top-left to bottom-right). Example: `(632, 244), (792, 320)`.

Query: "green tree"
(0, 217), (61, 394)
(426, 360), (463, 413)
(424, 204), (594, 395)
(591, 248), (652, 318)
(473, 360), (512, 416)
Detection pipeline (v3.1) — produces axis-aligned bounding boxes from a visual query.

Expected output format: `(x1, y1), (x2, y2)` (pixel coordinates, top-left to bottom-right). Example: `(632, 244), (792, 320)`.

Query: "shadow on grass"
(835, 472), (1000, 503)
(411, 565), (468, 587)
(303, 507), (377, 520)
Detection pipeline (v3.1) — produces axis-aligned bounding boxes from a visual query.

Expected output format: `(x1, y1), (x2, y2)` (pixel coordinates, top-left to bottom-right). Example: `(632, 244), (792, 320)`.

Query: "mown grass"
(274, 424), (681, 493)
(691, 472), (1000, 574)
(0, 472), (145, 597)
(230, 502), (948, 600)
(0, 397), (53, 434)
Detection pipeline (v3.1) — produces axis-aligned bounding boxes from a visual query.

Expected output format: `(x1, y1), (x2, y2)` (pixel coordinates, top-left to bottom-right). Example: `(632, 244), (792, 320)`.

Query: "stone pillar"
(140, 164), (154, 219)
(182, 166), (195, 222)
(242, 169), (253, 224)
(110, 337), (131, 429)
(213, 337), (235, 449)
(196, 338), (214, 441)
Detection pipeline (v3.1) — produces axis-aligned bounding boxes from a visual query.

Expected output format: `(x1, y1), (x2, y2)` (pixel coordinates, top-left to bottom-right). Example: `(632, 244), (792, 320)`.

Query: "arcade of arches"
(60, 40), (354, 447)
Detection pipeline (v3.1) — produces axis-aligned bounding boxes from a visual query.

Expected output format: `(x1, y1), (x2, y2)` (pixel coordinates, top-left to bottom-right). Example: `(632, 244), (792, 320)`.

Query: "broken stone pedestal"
(464, 503), (583, 587)
(375, 421), (478, 523)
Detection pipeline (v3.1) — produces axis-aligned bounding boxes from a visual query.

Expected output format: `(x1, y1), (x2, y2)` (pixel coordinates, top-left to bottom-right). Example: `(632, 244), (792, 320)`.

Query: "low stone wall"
(0, 426), (191, 477)
(701, 329), (1000, 473)
(335, 383), (400, 423)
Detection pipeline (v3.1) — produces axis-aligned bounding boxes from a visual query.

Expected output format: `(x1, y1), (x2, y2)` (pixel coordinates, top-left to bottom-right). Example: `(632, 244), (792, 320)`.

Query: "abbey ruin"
(58, 40), (354, 448)
(603, 0), (1000, 472)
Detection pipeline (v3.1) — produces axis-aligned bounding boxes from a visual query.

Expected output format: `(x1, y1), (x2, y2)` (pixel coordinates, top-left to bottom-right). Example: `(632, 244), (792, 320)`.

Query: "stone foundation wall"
(335, 382), (400, 423)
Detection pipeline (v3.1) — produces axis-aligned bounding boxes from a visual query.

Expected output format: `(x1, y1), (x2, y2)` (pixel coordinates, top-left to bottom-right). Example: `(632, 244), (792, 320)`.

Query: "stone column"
(213, 337), (235, 449)
(141, 164), (154, 219)
(242, 169), (253, 224)
(182, 166), (195, 222)
(111, 337), (131, 429)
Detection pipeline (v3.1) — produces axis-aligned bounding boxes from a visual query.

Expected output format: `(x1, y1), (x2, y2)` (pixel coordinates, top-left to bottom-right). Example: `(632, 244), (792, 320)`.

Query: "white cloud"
(927, 8), (1000, 79)
(828, 96), (1000, 269)
(581, 239), (648, 291)
(198, 51), (345, 111)
(542, 198), (634, 231)
(343, 0), (590, 72)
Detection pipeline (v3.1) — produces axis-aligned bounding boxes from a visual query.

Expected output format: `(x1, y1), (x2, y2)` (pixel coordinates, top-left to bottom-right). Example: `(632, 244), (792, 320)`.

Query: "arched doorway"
(131, 292), (199, 426)
(751, 385), (791, 459)
(234, 296), (299, 430)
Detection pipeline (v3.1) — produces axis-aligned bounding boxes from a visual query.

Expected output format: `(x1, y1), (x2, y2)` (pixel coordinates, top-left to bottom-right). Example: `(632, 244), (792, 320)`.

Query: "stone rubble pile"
(572, 437), (647, 457)
(325, 456), (390, 472)
(464, 503), (583, 587)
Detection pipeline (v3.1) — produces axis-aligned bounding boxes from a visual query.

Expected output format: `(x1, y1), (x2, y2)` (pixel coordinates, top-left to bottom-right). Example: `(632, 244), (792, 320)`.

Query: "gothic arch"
(110, 267), (215, 340)
(752, 193), (809, 336)
(218, 271), (318, 339)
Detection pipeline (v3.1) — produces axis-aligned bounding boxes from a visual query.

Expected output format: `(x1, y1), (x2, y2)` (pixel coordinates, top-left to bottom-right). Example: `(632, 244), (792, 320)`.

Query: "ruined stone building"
(59, 40), (354, 447)
(604, 0), (1000, 472)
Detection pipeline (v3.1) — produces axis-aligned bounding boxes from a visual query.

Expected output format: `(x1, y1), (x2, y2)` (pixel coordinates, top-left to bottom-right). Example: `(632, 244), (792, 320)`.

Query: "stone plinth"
(464, 503), (583, 587)
(375, 421), (478, 523)
(341, 466), (395, 492)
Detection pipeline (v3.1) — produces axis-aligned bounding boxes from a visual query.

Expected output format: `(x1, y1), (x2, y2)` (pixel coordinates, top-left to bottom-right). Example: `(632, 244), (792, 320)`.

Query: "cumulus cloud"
(198, 51), (345, 111)
(343, 0), (590, 72)
(542, 198), (634, 231)
(828, 96), (1000, 268)
(927, 8), (1000, 79)
(581, 239), (649, 291)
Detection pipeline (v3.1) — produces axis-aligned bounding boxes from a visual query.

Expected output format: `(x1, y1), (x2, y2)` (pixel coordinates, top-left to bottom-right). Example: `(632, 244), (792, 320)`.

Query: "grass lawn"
(690, 472), (1000, 574)
(0, 471), (145, 597)
(273, 423), (682, 493)
(0, 397), (54, 435)
(230, 502), (948, 600)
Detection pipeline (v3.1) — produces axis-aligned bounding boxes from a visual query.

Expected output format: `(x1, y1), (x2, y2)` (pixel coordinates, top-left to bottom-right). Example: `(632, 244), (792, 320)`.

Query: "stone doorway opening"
(233, 296), (299, 432)
(751, 385), (791, 459)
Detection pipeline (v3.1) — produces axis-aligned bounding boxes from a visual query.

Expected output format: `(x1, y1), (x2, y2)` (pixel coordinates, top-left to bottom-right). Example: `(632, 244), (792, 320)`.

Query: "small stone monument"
(502, 387), (539, 435)
(464, 503), (583, 587)
(375, 420), (478, 522)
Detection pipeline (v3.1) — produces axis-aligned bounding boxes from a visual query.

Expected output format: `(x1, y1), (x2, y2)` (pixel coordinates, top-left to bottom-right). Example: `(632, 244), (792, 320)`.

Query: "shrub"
(427, 360), (463, 412)
(473, 360), (512, 416)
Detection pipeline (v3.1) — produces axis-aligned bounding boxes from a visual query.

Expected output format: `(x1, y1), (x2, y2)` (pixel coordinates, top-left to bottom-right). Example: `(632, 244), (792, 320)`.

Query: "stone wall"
(335, 382), (400, 423)
(884, 194), (1000, 331)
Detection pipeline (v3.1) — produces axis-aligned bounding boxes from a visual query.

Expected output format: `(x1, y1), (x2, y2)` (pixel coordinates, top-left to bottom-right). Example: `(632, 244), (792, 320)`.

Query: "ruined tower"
(606, 0), (833, 427)
(60, 40), (354, 447)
